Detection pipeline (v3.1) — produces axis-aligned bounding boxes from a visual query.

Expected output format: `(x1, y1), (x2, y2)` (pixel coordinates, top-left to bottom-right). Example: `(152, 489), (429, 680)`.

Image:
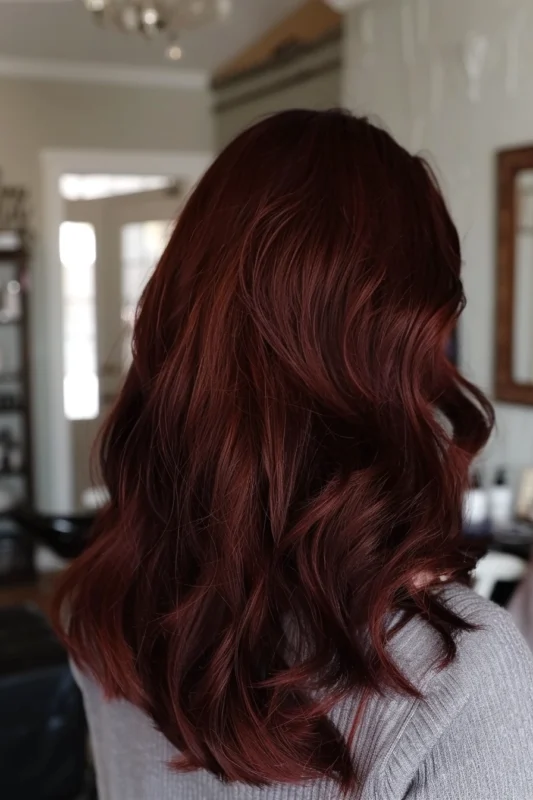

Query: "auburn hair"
(54, 109), (493, 790)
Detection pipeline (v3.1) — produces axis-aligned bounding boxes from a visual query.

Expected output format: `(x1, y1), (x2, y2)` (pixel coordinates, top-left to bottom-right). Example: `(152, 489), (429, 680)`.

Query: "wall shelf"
(0, 202), (34, 585)
(0, 233), (33, 507)
(0, 469), (26, 478)
(0, 251), (24, 263)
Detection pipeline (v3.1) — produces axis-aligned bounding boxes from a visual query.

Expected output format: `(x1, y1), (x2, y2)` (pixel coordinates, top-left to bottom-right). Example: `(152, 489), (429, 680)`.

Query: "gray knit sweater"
(75, 585), (533, 799)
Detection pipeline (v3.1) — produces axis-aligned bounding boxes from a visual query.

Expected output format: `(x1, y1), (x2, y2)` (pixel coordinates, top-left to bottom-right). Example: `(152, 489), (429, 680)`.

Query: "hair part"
(54, 109), (493, 790)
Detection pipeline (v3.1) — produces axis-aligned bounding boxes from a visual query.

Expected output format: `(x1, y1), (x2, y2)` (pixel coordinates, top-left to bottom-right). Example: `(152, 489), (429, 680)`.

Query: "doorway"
(38, 149), (212, 512)
(61, 178), (183, 508)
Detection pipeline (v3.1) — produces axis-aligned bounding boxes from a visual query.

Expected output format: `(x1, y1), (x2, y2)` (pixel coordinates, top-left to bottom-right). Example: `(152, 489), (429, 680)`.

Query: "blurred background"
(1, 0), (533, 797)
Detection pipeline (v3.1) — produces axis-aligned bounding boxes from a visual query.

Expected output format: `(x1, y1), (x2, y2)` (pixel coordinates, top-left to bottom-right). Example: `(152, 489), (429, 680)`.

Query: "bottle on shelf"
(7, 441), (23, 473)
(0, 427), (21, 474)
(0, 279), (21, 323)
(463, 470), (488, 534)
(4, 280), (21, 321)
(0, 282), (6, 323)
(0, 428), (10, 472)
(489, 468), (513, 531)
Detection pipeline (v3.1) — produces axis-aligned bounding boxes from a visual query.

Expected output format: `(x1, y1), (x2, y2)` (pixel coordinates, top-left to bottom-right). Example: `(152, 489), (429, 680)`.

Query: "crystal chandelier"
(83, 0), (233, 60)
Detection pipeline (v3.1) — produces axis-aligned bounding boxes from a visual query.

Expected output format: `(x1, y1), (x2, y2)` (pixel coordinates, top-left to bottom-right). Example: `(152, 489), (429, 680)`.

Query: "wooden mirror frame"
(495, 146), (533, 405)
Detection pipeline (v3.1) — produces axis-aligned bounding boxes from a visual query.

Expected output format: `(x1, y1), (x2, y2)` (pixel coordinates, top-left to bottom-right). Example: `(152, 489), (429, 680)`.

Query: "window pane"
(64, 304), (96, 340)
(60, 221), (99, 420)
(60, 221), (96, 270)
(64, 339), (97, 377)
(64, 373), (99, 421)
(120, 220), (171, 366)
(121, 222), (142, 261)
(63, 261), (95, 300)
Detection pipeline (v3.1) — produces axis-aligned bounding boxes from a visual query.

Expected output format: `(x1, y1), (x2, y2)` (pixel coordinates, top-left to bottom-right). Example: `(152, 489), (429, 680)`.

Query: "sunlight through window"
(60, 221), (99, 420)
(120, 220), (171, 367)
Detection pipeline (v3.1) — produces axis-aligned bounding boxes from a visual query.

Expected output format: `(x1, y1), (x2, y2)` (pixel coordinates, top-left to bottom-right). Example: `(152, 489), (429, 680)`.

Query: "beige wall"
(213, 34), (341, 150)
(0, 75), (212, 511)
(0, 76), (212, 221)
(342, 0), (533, 483)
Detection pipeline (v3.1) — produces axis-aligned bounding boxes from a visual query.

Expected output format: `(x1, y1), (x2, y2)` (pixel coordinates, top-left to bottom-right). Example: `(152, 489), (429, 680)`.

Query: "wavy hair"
(54, 109), (493, 790)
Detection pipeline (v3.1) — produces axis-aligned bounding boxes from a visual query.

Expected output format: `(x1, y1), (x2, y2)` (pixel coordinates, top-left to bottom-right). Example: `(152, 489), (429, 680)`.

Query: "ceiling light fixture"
(166, 42), (184, 61)
(82, 0), (233, 60)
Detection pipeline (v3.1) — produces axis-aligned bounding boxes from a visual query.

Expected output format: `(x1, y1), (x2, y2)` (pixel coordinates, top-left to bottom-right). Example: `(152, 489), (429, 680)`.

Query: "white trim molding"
(36, 147), (212, 512)
(41, 149), (213, 180)
(325, 0), (370, 9)
(0, 55), (208, 90)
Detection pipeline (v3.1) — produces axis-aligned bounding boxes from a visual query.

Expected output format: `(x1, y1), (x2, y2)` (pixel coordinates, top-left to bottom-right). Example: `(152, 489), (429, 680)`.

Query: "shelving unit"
(0, 226), (34, 584)
(0, 230), (33, 504)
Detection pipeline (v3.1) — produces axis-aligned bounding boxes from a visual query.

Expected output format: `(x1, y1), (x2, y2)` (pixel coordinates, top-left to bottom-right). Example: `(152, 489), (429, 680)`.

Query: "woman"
(55, 110), (533, 799)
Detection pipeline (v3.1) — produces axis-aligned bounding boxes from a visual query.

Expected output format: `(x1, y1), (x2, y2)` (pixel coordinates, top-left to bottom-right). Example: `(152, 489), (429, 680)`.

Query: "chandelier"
(83, 0), (233, 60)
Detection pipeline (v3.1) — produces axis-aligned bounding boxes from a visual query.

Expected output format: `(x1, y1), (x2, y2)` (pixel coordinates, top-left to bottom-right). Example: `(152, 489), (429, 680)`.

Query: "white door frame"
(38, 148), (212, 512)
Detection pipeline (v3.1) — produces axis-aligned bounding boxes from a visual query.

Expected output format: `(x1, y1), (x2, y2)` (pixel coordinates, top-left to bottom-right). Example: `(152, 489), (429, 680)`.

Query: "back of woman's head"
(55, 109), (493, 790)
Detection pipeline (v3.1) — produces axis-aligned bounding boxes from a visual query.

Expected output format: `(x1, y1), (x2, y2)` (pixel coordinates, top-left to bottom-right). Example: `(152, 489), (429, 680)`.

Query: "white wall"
(0, 77), (212, 193)
(0, 75), (212, 511)
(342, 0), (533, 483)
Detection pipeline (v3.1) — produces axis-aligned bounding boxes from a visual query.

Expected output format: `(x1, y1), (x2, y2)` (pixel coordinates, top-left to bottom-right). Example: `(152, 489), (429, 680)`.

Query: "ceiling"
(0, 0), (308, 75)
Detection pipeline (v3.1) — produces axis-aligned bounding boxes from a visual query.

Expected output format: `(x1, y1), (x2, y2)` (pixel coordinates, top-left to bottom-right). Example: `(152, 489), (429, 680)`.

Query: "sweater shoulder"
(376, 584), (533, 799)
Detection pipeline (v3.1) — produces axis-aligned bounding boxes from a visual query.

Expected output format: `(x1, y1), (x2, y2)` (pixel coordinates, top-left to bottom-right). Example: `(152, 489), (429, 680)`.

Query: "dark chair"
(1, 510), (98, 798)
(0, 605), (87, 800)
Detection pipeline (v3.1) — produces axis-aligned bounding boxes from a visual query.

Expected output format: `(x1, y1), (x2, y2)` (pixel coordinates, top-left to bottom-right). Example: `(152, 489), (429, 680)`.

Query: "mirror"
(496, 147), (533, 404)
(514, 170), (533, 384)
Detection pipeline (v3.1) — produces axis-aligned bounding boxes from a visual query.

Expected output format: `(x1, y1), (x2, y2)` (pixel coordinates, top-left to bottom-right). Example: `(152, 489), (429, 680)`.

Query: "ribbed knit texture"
(75, 585), (533, 799)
